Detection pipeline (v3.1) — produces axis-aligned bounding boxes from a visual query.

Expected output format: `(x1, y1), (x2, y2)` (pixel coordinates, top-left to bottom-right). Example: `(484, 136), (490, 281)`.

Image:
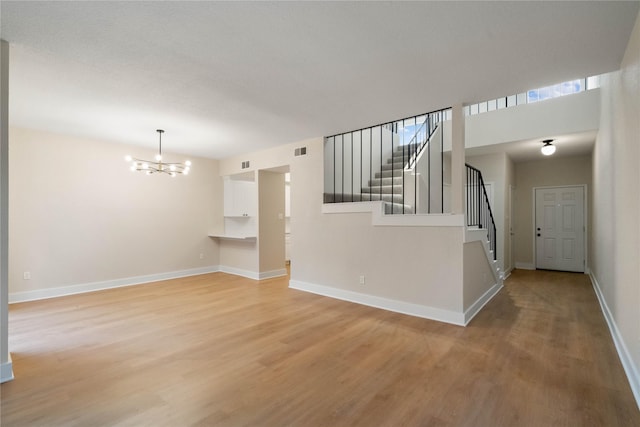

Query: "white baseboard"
(515, 262), (535, 270)
(9, 266), (221, 304)
(289, 279), (465, 326)
(259, 268), (287, 280)
(464, 282), (503, 325)
(1, 354), (14, 383)
(589, 272), (640, 410)
(218, 266), (259, 280)
(502, 268), (513, 280)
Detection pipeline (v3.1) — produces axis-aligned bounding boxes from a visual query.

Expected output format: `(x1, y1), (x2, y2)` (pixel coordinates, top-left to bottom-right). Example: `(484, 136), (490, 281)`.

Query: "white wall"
(465, 88), (600, 149)
(463, 241), (497, 311)
(258, 170), (286, 275)
(591, 9), (640, 407)
(9, 127), (222, 300)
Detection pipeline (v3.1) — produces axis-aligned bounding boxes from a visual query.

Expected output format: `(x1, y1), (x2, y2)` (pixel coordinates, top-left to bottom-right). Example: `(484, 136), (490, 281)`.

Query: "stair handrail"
(403, 110), (444, 170)
(465, 164), (497, 260)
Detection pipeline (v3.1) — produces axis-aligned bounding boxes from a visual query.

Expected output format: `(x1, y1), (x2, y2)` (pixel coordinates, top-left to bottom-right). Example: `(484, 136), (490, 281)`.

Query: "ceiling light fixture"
(541, 139), (556, 156)
(125, 130), (191, 177)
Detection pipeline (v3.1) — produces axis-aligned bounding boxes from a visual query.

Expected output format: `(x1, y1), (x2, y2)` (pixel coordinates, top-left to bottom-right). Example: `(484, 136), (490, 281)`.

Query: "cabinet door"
(235, 181), (256, 216)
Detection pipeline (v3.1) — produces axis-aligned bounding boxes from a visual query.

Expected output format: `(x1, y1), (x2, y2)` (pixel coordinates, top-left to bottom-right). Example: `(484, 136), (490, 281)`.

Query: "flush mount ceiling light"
(541, 139), (556, 156)
(125, 130), (191, 177)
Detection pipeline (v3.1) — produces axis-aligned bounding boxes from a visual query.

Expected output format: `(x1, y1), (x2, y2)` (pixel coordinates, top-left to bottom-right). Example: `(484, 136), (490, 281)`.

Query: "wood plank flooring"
(1, 269), (639, 426)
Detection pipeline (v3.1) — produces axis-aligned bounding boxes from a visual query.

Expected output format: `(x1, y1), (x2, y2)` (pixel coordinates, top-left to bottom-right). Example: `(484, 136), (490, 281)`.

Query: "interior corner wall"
(591, 8), (640, 406)
(258, 170), (285, 274)
(9, 127), (222, 298)
(513, 155), (592, 268)
(463, 240), (496, 311)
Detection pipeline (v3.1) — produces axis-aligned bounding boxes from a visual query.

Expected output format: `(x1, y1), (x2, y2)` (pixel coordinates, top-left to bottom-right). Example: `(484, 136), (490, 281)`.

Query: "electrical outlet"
(359, 275), (365, 285)
(199, 253), (204, 260)
(23, 271), (31, 280)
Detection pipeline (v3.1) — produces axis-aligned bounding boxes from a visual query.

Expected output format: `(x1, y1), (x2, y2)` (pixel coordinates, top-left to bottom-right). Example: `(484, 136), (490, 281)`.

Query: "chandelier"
(125, 129), (191, 176)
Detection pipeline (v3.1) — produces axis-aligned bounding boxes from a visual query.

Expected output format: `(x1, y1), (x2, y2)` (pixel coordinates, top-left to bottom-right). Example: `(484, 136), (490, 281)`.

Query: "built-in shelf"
(208, 234), (257, 242)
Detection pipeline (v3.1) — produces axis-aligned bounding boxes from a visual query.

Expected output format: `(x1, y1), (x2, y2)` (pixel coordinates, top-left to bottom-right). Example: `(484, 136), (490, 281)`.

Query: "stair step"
(375, 169), (404, 178)
(386, 157), (409, 164)
(395, 143), (419, 152)
(380, 163), (406, 171)
(368, 177), (402, 186)
(361, 185), (403, 194)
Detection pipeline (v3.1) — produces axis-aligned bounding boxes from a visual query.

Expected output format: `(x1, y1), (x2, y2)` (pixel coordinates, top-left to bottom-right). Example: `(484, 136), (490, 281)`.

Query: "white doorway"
(534, 186), (585, 272)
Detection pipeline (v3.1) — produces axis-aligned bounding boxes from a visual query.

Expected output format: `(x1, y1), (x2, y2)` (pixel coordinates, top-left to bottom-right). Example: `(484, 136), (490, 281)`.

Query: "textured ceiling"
(1, 1), (638, 159)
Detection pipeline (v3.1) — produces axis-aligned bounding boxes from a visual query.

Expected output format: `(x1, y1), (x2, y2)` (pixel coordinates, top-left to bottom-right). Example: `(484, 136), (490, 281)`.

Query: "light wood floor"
(1, 269), (639, 426)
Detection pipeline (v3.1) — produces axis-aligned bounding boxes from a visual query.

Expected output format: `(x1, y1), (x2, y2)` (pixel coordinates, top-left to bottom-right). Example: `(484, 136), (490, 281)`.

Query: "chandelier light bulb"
(170, 164), (176, 171)
(185, 160), (192, 167)
(142, 162), (149, 169)
(124, 155), (132, 162)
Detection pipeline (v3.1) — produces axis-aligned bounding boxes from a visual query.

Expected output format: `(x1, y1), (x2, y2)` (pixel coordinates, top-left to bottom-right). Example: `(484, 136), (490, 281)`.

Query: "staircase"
(361, 143), (419, 214)
(324, 108), (448, 214)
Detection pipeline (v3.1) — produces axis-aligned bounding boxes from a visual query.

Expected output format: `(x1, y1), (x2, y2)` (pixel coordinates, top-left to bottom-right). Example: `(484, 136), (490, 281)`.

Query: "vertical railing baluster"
(379, 126), (383, 205)
(360, 131), (363, 203)
(341, 134), (344, 203)
(351, 132), (354, 202)
(332, 136), (338, 203)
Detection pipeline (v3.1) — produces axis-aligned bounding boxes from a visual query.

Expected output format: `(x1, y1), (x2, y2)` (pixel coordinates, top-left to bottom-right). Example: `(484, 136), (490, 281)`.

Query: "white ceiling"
(1, 1), (638, 159)
(465, 130), (597, 163)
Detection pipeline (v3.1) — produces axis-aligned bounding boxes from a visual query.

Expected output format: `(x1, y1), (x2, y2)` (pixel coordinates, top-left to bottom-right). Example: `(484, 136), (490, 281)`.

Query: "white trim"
(322, 201), (465, 227)
(289, 279), (465, 326)
(1, 353), (13, 383)
(515, 262), (535, 270)
(322, 201), (383, 214)
(9, 266), (221, 303)
(589, 273), (640, 410)
(502, 268), (512, 280)
(463, 282), (503, 325)
(218, 265), (259, 280)
(258, 268), (288, 280)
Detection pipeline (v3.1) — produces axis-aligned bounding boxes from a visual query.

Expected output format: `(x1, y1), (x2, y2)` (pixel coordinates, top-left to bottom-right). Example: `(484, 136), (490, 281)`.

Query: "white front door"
(535, 186), (585, 272)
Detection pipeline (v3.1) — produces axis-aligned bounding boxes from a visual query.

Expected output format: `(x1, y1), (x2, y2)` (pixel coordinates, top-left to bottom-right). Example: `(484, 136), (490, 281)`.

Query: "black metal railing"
(324, 108), (451, 214)
(466, 164), (497, 260)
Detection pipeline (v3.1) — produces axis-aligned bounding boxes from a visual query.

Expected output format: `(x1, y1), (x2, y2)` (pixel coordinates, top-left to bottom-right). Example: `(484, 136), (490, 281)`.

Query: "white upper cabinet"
(224, 176), (257, 217)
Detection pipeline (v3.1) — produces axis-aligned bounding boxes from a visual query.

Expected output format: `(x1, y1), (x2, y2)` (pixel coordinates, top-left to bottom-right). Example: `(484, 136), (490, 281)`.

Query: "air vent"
(241, 161), (250, 169)
(294, 147), (307, 156)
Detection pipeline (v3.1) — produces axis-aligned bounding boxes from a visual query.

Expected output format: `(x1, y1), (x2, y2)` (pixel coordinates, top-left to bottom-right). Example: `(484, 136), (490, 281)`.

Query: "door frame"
(532, 184), (588, 273)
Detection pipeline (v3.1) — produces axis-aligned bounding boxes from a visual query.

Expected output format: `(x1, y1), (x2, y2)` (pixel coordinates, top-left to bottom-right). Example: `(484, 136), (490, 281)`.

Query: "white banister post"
(1, 39), (13, 383)
(450, 104), (465, 215)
